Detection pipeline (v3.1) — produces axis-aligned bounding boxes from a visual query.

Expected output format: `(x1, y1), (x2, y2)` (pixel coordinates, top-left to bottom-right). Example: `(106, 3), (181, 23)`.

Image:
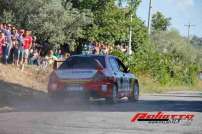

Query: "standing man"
(23, 30), (32, 64)
(4, 24), (13, 64)
(16, 29), (24, 66)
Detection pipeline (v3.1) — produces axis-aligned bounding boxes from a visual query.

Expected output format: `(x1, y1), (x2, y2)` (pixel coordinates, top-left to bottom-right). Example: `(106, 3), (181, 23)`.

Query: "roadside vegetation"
(0, 0), (202, 93)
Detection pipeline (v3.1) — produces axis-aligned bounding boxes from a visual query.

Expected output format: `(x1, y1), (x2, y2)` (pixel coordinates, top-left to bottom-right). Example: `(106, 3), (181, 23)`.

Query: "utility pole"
(128, 13), (133, 55)
(128, 0), (134, 55)
(147, 0), (152, 35)
(185, 23), (195, 41)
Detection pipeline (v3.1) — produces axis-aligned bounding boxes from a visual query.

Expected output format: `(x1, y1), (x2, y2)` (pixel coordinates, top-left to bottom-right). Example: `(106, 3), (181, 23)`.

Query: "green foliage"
(71, 0), (147, 51)
(151, 11), (171, 31)
(190, 36), (202, 68)
(0, 10), (15, 24)
(0, 0), (91, 48)
(111, 30), (200, 86)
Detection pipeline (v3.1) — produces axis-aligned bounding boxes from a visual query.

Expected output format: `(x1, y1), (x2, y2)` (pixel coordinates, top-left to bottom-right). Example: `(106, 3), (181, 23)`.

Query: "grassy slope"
(0, 63), (50, 107)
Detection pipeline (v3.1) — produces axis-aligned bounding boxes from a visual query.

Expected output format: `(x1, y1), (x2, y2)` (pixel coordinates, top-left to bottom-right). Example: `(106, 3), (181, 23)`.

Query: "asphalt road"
(0, 91), (202, 134)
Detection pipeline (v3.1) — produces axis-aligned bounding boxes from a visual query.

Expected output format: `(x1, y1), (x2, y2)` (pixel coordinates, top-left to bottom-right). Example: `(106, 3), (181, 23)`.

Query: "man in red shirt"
(23, 30), (32, 65)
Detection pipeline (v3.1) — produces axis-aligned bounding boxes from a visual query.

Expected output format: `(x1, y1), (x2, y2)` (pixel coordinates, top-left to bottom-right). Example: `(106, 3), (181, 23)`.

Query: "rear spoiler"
(53, 60), (65, 70)
(53, 58), (104, 71)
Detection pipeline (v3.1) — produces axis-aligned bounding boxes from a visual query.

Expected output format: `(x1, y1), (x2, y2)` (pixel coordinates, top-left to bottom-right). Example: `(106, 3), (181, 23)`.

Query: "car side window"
(109, 58), (119, 72)
(116, 58), (127, 73)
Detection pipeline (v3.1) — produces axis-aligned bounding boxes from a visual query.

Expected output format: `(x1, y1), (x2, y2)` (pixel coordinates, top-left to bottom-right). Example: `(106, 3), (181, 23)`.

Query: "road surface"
(0, 91), (202, 134)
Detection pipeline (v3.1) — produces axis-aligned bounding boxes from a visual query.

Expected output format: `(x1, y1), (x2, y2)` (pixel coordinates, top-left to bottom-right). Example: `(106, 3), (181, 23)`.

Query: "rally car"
(48, 55), (139, 103)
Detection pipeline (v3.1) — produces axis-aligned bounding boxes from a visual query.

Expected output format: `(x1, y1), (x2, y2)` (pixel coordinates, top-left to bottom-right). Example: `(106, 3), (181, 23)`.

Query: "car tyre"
(129, 81), (139, 101)
(106, 85), (118, 104)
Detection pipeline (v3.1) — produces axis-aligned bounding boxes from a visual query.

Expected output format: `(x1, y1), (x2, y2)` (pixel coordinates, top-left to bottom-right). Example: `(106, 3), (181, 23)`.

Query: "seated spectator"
(54, 49), (63, 60)
(46, 50), (58, 64)
(29, 49), (39, 65)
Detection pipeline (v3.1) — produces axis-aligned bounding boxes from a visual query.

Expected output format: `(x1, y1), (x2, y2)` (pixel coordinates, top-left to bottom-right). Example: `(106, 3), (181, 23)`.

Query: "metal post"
(147, 0), (152, 35)
(128, 13), (133, 55)
(185, 23), (195, 41)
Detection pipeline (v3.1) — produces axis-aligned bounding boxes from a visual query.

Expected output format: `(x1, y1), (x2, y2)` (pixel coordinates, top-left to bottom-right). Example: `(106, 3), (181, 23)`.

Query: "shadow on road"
(13, 97), (202, 113)
(0, 80), (46, 107)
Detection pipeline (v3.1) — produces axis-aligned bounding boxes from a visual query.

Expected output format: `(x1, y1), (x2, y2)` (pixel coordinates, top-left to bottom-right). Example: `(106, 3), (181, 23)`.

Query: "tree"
(0, 0), (91, 49)
(78, 0), (147, 52)
(151, 11), (171, 31)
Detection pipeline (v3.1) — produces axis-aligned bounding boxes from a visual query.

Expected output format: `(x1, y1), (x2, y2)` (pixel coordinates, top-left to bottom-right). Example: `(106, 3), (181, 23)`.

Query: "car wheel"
(106, 85), (118, 104)
(129, 82), (139, 101)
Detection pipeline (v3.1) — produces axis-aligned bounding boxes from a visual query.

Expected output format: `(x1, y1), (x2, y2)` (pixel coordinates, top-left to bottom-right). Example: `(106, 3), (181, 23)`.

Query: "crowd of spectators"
(0, 23), (68, 70)
(82, 41), (128, 55)
(0, 23), (128, 70)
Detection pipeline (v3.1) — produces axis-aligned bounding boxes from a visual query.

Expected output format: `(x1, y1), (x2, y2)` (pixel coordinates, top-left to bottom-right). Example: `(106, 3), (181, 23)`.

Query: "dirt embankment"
(0, 63), (51, 108)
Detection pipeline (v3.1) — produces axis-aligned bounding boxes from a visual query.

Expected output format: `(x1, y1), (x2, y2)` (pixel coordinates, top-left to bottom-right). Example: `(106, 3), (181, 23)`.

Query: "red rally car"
(48, 55), (139, 103)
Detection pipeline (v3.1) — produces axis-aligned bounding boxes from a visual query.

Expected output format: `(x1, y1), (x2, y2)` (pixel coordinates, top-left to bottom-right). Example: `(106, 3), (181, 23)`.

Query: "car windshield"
(59, 56), (106, 69)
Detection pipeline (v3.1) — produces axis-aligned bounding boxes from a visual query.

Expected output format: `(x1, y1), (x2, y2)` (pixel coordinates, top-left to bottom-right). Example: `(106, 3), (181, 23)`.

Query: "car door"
(115, 58), (131, 94)
(109, 57), (124, 92)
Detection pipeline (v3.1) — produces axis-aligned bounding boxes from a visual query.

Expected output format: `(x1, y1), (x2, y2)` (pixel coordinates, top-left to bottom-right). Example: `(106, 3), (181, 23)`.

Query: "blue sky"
(136, 0), (202, 37)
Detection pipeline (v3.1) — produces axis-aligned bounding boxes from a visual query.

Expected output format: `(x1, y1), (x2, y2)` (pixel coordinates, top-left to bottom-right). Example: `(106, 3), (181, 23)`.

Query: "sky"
(136, 0), (202, 37)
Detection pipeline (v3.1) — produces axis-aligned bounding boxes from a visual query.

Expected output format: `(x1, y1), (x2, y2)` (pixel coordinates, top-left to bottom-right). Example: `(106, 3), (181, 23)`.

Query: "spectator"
(29, 49), (39, 65)
(54, 49), (63, 60)
(3, 24), (12, 64)
(23, 30), (32, 64)
(100, 44), (107, 55)
(46, 50), (57, 64)
(0, 32), (5, 59)
(16, 29), (24, 65)
(11, 27), (19, 64)
(12, 35), (19, 66)
(93, 42), (100, 55)
(120, 45), (127, 53)
(0, 23), (4, 33)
